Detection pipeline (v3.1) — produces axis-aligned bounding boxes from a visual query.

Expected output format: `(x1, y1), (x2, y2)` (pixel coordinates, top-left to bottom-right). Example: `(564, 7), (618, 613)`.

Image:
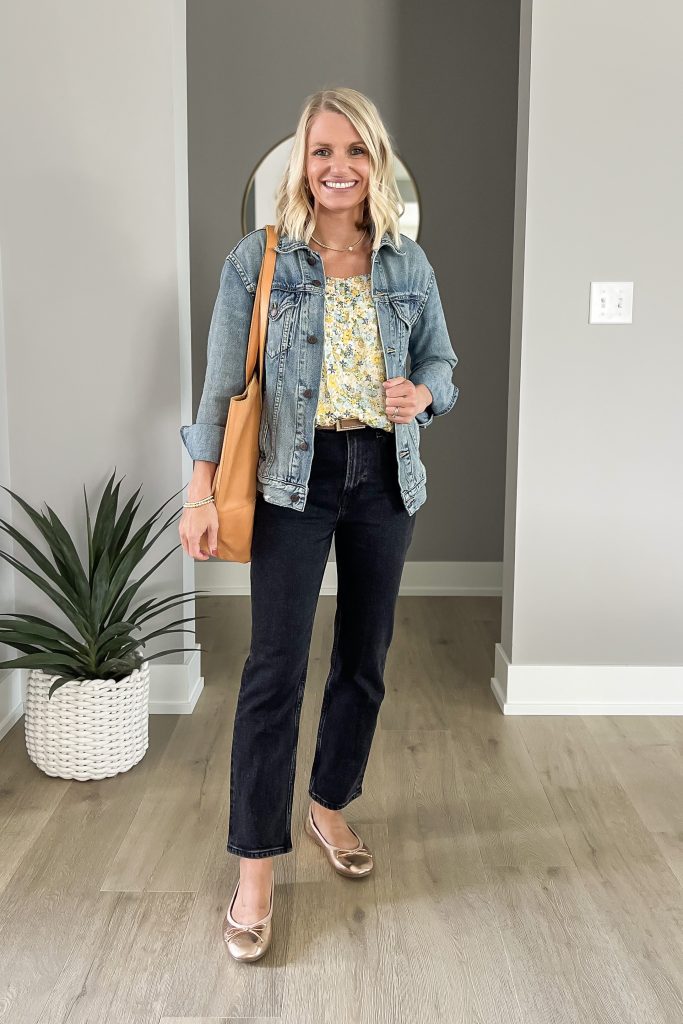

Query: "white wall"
(498, 0), (683, 709)
(0, 1), (194, 702)
(0, 247), (15, 664)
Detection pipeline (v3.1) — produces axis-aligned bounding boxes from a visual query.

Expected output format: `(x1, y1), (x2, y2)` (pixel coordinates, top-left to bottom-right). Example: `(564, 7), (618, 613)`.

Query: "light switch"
(589, 282), (633, 324)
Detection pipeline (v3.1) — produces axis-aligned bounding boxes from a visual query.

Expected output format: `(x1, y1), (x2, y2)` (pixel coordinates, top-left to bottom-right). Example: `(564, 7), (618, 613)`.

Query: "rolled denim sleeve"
(180, 253), (255, 464)
(408, 266), (460, 428)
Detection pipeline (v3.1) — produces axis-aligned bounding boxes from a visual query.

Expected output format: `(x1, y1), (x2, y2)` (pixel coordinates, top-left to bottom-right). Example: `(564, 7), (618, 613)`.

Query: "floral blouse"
(314, 273), (395, 432)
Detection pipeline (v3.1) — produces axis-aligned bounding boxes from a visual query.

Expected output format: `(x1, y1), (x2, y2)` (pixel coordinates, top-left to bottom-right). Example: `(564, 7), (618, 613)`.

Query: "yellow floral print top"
(314, 274), (394, 432)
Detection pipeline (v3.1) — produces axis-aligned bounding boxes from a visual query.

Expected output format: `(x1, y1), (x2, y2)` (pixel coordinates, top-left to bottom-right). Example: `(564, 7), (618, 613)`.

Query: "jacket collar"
(274, 230), (405, 256)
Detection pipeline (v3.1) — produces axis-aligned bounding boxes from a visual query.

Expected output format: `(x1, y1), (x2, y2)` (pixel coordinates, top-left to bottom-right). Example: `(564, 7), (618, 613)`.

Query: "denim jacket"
(180, 227), (460, 516)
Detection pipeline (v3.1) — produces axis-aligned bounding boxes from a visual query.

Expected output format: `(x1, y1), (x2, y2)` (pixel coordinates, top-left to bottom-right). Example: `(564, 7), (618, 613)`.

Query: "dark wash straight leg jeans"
(226, 425), (417, 858)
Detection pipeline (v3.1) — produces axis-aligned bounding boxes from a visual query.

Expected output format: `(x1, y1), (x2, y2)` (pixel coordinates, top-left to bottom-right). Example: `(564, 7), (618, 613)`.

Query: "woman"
(179, 87), (460, 962)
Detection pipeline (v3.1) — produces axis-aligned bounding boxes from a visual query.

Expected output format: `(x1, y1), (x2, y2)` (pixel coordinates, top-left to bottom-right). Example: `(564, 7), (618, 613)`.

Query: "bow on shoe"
(223, 923), (268, 944)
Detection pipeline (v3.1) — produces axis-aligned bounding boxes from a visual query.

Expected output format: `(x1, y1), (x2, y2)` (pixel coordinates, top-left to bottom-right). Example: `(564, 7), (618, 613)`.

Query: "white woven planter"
(24, 660), (150, 781)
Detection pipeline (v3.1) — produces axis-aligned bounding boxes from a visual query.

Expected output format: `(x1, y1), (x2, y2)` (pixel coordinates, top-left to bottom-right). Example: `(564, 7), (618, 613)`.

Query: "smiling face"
(305, 110), (371, 219)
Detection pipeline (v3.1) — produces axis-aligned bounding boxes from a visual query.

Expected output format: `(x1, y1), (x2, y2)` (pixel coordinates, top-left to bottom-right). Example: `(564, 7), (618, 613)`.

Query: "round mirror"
(241, 134), (421, 241)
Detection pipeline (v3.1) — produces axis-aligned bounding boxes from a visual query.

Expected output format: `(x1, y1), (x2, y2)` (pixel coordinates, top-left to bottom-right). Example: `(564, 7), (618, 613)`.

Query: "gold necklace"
(310, 228), (367, 252)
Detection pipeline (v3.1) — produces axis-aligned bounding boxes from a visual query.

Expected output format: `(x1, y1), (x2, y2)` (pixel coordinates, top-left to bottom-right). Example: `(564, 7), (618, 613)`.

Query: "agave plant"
(0, 469), (208, 698)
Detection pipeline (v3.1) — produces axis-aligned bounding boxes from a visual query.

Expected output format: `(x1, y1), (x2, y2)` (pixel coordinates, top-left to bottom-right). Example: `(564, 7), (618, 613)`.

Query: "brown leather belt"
(315, 417), (367, 431)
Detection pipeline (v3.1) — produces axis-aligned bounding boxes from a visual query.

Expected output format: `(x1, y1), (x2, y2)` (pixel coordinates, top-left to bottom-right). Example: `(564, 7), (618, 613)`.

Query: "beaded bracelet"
(183, 494), (215, 509)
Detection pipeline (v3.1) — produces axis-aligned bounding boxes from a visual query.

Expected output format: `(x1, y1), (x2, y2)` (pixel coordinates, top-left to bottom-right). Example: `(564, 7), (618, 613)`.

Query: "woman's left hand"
(382, 377), (432, 423)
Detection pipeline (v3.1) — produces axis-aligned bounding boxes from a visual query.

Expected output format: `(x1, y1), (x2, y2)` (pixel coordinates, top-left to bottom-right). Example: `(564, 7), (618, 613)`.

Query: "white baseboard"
(147, 643), (204, 715)
(194, 559), (504, 596)
(492, 642), (683, 714)
(0, 666), (24, 742)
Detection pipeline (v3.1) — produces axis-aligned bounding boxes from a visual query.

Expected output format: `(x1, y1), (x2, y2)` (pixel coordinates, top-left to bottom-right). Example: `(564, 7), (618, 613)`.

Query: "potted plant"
(0, 469), (207, 780)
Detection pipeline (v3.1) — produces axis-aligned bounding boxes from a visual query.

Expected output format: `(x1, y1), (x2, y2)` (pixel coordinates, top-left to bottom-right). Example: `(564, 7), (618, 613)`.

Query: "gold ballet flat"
(222, 875), (274, 962)
(304, 802), (374, 878)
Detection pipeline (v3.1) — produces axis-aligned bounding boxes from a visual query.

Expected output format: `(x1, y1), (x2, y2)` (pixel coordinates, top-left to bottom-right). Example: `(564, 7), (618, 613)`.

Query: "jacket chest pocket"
(388, 296), (417, 357)
(266, 287), (302, 357)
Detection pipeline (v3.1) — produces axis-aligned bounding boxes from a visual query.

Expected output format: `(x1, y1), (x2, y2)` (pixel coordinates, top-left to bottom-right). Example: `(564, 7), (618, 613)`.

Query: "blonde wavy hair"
(274, 87), (405, 251)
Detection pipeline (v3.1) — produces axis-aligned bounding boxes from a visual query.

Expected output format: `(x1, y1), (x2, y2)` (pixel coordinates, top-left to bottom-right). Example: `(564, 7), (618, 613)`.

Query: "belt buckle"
(336, 417), (365, 431)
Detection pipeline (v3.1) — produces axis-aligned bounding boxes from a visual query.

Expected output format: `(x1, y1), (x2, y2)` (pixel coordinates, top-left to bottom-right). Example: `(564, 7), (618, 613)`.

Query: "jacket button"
(299, 441), (309, 451)
(306, 334), (318, 344)
(311, 279), (322, 286)
(303, 388), (313, 398)
(306, 255), (316, 265)
(290, 494), (300, 502)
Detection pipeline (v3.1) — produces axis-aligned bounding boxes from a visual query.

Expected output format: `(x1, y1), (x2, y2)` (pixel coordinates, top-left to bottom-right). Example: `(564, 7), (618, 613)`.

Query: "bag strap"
(244, 224), (278, 390)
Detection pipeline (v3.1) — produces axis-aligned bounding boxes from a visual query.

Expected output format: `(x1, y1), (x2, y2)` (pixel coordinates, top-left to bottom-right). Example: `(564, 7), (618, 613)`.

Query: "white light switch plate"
(589, 281), (633, 324)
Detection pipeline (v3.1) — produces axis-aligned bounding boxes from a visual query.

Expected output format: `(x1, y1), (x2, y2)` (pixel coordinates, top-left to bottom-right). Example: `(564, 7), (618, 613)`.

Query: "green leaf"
(108, 485), (144, 559)
(0, 614), (91, 656)
(89, 546), (111, 631)
(0, 549), (93, 641)
(90, 471), (120, 570)
(108, 484), (186, 581)
(127, 589), (211, 625)
(133, 647), (193, 662)
(106, 544), (181, 625)
(94, 620), (138, 651)
(84, 482), (94, 578)
(42, 503), (91, 607)
(133, 619), (199, 646)
(0, 652), (82, 670)
(0, 518), (83, 609)
(130, 596), (212, 628)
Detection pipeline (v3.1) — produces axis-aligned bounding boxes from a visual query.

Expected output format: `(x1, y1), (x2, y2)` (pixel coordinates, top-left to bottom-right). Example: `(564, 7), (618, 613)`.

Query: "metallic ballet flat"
(304, 802), (374, 878)
(222, 876), (274, 962)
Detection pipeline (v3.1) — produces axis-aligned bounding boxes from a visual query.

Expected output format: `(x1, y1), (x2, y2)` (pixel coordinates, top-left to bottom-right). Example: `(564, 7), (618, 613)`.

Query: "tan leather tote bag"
(199, 224), (278, 562)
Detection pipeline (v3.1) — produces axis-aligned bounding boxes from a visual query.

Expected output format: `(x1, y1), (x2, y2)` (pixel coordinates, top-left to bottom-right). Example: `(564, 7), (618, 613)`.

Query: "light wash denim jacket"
(180, 227), (460, 516)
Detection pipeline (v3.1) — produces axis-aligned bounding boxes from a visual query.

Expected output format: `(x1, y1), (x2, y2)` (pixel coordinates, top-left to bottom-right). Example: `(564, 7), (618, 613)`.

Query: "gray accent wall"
(186, 0), (520, 562)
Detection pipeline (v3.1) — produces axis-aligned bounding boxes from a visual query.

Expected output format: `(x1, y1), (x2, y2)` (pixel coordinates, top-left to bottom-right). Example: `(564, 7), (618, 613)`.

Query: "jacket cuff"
(179, 423), (223, 465)
(410, 371), (460, 428)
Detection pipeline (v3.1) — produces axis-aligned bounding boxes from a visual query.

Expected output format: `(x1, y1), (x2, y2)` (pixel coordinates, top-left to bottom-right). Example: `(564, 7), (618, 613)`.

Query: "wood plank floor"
(0, 595), (681, 1023)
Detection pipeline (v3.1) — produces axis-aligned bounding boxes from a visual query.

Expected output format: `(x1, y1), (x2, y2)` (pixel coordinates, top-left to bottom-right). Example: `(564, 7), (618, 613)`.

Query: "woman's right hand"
(179, 501), (219, 560)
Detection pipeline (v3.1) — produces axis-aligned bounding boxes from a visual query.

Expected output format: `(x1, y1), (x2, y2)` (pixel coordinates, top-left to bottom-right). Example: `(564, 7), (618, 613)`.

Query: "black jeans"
(226, 424), (417, 858)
